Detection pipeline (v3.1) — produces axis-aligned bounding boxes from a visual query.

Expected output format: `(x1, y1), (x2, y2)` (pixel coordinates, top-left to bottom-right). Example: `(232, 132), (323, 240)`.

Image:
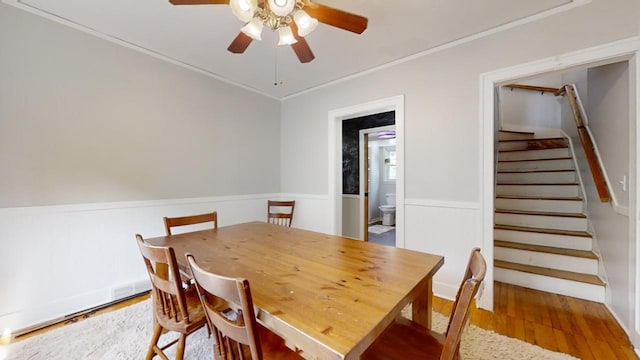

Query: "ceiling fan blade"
(290, 23), (315, 63)
(169, 0), (229, 5)
(304, 3), (367, 34)
(227, 32), (253, 54)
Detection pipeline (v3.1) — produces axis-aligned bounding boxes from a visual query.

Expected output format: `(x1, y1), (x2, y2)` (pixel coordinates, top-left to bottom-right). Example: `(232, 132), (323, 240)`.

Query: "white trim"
(279, 193), (329, 200)
(604, 302), (634, 341)
(360, 125), (396, 240)
(405, 198), (480, 210)
(328, 95), (405, 248)
(616, 205), (630, 216)
(433, 281), (459, 302)
(480, 36), (640, 312)
(2, 0), (591, 101)
(0, 193), (330, 216)
(342, 194), (360, 199)
(633, 50), (640, 353)
(0, 193), (281, 216)
(561, 130), (590, 208)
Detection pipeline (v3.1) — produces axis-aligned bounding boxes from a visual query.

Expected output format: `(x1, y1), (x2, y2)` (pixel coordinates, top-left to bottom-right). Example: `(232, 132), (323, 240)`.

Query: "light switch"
(619, 175), (627, 192)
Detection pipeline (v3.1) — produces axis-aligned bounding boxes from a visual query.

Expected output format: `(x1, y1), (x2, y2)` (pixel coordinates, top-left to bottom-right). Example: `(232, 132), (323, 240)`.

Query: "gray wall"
(589, 62), (631, 327)
(0, 3), (281, 208)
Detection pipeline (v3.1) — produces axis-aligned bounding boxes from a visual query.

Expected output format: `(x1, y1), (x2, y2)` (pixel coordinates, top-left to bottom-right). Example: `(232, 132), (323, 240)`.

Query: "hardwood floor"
(6, 283), (639, 360)
(433, 281), (639, 360)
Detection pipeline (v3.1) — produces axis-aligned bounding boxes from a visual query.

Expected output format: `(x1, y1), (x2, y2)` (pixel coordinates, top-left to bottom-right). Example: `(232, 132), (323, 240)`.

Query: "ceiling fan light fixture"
(241, 17), (263, 40)
(229, 0), (257, 23)
(293, 10), (318, 37)
(267, 0), (295, 17)
(277, 26), (297, 46)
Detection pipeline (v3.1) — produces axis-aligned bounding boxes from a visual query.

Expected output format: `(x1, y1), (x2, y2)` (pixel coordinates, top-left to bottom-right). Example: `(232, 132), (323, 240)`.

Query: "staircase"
(494, 130), (606, 302)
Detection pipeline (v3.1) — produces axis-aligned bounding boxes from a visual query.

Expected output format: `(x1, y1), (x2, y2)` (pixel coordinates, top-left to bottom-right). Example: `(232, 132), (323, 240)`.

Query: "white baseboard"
(434, 280), (458, 301)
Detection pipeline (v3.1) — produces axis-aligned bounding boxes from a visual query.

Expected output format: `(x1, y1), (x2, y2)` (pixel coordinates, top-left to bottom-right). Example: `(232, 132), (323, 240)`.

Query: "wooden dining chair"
(267, 201), (295, 227)
(136, 234), (207, 360)
(186, 253), (303, 360)
(362, 247), (487, 360)
(164, 211), (218, 235)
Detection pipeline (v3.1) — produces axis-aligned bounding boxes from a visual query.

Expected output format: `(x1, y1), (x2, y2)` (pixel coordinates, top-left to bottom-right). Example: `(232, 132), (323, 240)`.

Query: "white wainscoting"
(404, 199), (482, 301)
(0, 193), (334, 333)
(0, 194), (481, 332)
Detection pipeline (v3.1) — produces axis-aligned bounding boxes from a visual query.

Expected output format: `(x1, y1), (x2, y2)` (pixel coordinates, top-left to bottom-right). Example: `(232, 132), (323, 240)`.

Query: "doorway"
(479, 39), (639, 316)
(361, 126), (397, 246)
(328, 95), (405, 248)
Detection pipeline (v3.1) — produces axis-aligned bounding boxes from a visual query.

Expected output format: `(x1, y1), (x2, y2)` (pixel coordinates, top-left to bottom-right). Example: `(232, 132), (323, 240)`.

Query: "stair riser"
(499, 142), (532, 151)
(498, 159), (574, 171)
(498, 132), (535, 141)
(499, 148), (570, 161)
(496, 198), (583, 213)
(496, 185), (580, 198)
(495, 213), (587, 231)
(497, 171), (577, 184)
(495, 247), (598, 274)
(494, 229), (592, 250)
(494, 268), (605, 302)
(498, 139), (567, 151)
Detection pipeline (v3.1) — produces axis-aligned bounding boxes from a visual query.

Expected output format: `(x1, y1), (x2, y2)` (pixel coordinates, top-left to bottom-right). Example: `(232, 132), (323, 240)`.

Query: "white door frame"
(480, 35), (640, 322)
(632, 51), (640, 354)
(359, 125), (396, 240)
(328, 95), (405, 248)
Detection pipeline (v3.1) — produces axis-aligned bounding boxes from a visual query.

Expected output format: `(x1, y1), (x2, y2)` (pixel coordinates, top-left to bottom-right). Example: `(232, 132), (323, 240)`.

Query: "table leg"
(411, 278), (432, 329)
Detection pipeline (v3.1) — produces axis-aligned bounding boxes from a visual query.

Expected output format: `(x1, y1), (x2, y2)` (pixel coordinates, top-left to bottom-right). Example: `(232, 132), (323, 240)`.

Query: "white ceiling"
(5, 0), (573, 99)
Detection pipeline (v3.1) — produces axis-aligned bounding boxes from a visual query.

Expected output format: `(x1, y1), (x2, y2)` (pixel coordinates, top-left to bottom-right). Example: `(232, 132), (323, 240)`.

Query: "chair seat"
(362, 317), (447, 360)
(363, 248), (485, 360)
(154, 286), (207, 335)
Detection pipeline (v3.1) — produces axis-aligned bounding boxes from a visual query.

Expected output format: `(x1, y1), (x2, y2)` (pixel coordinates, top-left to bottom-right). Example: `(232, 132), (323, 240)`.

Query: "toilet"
(379, 193), (396, 226)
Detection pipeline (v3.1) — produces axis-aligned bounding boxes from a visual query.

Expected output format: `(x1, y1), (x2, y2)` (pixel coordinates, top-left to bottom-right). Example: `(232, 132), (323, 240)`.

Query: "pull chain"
(274, 46), (283, 86)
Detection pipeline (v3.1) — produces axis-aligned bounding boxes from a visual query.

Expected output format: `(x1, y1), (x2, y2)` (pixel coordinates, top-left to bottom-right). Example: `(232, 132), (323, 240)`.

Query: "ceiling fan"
(168, 0), (368, 63)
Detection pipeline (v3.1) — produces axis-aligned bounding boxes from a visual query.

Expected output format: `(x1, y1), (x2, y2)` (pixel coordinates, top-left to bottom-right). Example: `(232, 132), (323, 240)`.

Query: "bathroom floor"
(368, 221), (396, 247)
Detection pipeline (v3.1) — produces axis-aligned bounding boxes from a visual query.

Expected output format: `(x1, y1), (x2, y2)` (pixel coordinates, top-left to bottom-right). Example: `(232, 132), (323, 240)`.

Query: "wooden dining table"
(144, 221), (444, 360)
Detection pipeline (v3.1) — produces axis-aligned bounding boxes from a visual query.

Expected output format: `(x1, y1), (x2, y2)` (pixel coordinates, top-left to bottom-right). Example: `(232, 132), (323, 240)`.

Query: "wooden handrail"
(504, 84), (563, 95)
(563, 84), (611, 203)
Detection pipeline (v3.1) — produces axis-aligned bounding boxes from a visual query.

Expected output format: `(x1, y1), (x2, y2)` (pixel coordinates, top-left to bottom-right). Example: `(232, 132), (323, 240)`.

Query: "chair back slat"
(136, 234), (191, 324)
(267, 201), (295, 227)
(164, 211), (218, 235)
(187, 253), (263, 360)
(441, 247), (486, 360)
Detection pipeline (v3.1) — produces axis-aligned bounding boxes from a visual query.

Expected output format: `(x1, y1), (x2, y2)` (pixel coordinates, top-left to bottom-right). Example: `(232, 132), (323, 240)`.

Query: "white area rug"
(3, 300), (578, 360)
(368, 225), (394, 234)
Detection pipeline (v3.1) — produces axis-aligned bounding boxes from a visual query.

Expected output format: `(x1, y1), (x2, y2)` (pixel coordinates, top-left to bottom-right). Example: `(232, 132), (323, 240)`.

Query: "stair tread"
(496, 209), (586, 218)
(497, 182), (579, 186)
(495, 240), (597, 259)
(494, 224), (592, 238)
(498, 137), (565, 143)
(495, 260), (605, 286)
(498, 169), (575, 173)
(499, 130), (535, 134)
(498, 157), (572, 162)
(499, 146), (568, 153)
(496, 195), (583, 201)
